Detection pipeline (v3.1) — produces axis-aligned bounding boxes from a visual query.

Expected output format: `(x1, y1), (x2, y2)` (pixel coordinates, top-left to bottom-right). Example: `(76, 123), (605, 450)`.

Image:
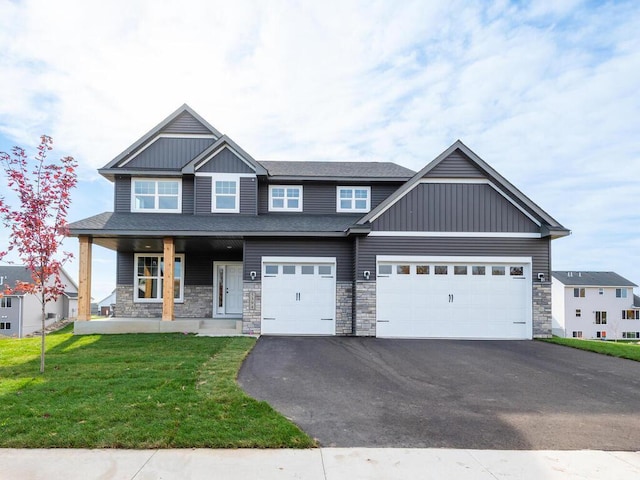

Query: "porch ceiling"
(91, 236), (244, 253)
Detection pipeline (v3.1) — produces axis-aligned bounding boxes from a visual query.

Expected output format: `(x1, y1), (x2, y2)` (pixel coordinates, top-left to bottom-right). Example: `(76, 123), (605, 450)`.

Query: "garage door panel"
(376, 259), (532, 339)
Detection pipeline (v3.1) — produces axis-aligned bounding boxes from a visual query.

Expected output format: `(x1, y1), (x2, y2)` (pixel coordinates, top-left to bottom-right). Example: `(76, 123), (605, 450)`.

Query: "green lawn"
(0, 326), (315, 448)
(540, 337), (640, 362)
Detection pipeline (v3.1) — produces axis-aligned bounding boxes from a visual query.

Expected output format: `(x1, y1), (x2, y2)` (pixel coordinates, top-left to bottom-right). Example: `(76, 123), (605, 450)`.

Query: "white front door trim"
(213, 261), (244, 317)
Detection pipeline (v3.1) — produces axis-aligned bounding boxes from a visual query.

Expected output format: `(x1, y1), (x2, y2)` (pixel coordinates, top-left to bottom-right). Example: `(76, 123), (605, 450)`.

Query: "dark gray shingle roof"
(259, 161), (414, 179)
(552, 271), (638, 287)
(0, 265), (35, 289)
(68, 212), (362, 236)
(634, 294), (640, 308)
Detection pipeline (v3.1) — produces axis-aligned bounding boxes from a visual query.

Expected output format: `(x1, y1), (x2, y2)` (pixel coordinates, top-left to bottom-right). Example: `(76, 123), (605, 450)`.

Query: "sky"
(0, 0), (639, 302)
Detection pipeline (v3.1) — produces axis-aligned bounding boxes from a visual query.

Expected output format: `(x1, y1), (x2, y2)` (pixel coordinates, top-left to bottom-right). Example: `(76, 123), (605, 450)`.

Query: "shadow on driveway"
(238, 337), (640, 449)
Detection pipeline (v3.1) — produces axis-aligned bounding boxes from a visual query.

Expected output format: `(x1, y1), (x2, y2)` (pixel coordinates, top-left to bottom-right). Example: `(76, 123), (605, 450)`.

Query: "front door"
(214, 263), (243, 316)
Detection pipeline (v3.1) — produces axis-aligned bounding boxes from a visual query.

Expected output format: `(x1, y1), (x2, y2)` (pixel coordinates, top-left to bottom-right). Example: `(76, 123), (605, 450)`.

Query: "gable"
(123, 137), (216, 170)
(424, 150), (484, 178)
(161, 111), (213, 135)
(196, 146), (255, 174)
(371, 181), (540, 233)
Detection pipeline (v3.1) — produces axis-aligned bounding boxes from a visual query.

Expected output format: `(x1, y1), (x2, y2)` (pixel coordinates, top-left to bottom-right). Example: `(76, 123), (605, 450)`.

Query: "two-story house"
(551, 271), (640, 340)
(68, 104), (570, 339)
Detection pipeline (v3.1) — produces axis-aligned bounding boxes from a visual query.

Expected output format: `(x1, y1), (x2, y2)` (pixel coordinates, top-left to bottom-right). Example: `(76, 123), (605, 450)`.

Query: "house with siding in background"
(0, 265), (78, 338)
(68, 104), (569, 339)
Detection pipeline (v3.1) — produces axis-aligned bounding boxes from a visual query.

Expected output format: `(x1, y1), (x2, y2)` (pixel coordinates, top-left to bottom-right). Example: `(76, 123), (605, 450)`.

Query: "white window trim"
(212, 174), (240, 213)
(268, 185), (303, 212)
(134, 253), (185, 303)
(337, 186), (371, 213)
(131, 178), (182, 213)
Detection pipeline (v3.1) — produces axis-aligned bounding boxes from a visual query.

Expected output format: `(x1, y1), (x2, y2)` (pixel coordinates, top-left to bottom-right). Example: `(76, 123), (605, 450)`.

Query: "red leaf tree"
(0, 135), (78, 373)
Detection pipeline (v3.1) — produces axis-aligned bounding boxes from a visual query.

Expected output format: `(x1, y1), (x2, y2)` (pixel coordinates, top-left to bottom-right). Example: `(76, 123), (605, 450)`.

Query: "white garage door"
(261, 257), (336, 335)
(376, 256), (532, 339)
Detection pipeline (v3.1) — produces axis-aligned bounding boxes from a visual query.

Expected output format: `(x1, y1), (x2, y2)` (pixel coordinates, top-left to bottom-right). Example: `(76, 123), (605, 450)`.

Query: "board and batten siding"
(257, 182), (403, 214)
(243, 238), (354, 282)
(125, 138), (215, 170)
(161, 112), (213, 135)
(355, 236), (551, 281)
(195, 176), (256, 214)
(197, 148), (255, 174)
(372, 183), (539, 233)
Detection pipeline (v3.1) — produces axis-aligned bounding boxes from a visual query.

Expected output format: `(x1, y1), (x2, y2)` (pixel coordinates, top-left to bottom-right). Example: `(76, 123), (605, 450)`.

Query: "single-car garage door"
(376, 256), (532, 339)
(261, 257), (336, 335)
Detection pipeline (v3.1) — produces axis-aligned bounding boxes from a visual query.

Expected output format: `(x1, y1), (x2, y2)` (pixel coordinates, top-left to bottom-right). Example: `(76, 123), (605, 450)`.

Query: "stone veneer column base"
(336, 282), (353, 335)
(242, 281), (261, 335)
(354, 281), (376, 336)
(532, 282), (552, 338)
(114, 285), (212, 318)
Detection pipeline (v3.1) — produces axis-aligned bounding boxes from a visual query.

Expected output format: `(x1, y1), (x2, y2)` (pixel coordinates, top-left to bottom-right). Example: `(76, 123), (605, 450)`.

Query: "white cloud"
(1, 0), (639, 299)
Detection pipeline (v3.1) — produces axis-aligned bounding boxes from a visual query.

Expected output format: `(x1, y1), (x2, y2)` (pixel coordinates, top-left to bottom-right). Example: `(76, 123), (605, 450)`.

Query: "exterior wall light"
(363, 270), (371, 280)
(250, 271), (257, 280)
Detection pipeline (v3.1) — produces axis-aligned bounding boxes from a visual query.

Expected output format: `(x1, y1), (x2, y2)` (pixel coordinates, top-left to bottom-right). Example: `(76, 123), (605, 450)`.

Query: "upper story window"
(212, 175), (239, 213)
(573, 288), (585, 298)
(269, 185), (302, 212)
(337, 186), (370, 212)
(132, 179), (182, 213)
(616, 288), (628, 298)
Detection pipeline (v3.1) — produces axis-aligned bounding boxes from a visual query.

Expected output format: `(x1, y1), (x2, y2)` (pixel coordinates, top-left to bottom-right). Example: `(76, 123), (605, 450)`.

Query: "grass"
(540, 337), (640, 362)
(0, 326), (315, 448)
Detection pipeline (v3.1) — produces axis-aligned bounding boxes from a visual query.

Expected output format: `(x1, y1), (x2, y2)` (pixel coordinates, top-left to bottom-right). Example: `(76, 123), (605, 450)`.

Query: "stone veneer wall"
(532, 282), (552, 338)
(336, 282), (353, 335)
(115, 285), (212, 318)
(354, 281), (376, 336)
(242, 281), (261, 334)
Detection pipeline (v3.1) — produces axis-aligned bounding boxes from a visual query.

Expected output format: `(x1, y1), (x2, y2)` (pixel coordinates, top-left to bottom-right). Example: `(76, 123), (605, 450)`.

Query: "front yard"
(0, 327), (315, 448)
(540, 337), (640, 362)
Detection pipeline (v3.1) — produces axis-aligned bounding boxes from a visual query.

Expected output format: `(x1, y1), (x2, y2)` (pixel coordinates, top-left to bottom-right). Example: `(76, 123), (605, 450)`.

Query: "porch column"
(77, 236), (92, 321)
(162, 237), (175, 321)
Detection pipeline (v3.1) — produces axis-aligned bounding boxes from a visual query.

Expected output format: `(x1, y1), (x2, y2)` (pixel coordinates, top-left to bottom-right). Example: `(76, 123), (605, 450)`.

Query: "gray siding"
(426, 150), (484, 178)
(126, 138), (215, 170)
(197, 148), (254, 173)
(117, 251), (134, 285)
(372, 183), (539, 233)
(258, 182), (402, 214)
(356, 236), (551, 281)
(114, 176), (131, 213)
(240, 177), (257, 215)
(182, 176), (194, 215)
(244, 238), (354, 282)
(195, 176), (212, 215)
(161, 112), (212, 134)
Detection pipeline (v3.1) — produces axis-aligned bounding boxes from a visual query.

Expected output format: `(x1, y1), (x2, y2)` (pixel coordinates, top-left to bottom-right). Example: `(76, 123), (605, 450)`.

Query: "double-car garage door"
(376, 256), (532, 339)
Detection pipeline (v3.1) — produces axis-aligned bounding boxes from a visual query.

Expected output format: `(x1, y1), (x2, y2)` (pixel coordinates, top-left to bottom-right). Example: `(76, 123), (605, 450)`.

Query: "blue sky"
(0, 0), (639, 302)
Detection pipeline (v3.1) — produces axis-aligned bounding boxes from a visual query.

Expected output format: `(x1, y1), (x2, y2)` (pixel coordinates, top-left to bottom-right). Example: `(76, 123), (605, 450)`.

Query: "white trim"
(269, 185), (303, 212)
(336, 186), (371, 213)
(213, 261), (243, 317)
(119, 134), (216, 167)
(366, 178), (542, 227)
(211, 174), (240, 213)
(377, 255), (532, 264)
(133, 253), (185, 303)
(194, 145), (257, 172)
(131, 178), (182, 213)
(369, 231), (541, 238)
(195, 172), (256, 178)
(262, 256), (336, 265)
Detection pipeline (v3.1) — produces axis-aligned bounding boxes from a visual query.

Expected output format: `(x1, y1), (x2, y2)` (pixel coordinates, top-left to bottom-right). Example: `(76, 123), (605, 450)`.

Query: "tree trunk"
(40, 297), (46, 374)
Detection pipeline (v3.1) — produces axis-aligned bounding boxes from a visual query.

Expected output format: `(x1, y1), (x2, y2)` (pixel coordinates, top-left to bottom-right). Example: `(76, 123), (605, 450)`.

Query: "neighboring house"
(68, 104), (570, 339)
(97, 289), (116, 316)
(551, 271), (640, 340)
(0, 265), (78, 338)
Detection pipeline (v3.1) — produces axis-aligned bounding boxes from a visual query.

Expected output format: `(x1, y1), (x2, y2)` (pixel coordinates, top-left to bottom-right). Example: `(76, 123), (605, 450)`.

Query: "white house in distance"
(97, 289), (116, 316)
(552, 271), (640, 340)
(0, 265), (79, 338)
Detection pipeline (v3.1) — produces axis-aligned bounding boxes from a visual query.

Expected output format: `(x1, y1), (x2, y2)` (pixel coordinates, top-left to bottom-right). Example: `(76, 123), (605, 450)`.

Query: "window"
(598, 288), (604, 295)
(434, 266), (448, 275)
(572, 331), (583, 338)
(269, 185), (302, 212)
(596, 331), (606, 339)
(378, 265), (392, 275)
(0, 297), (11, 308)
(510, 266), (524, 276)
(337, 187), (371, 212)
(301, 266), (314, 275)
(616, 288), (628, 298)
(0, 322), (9, 329)
(622, 310), (640, 320)
(454, 266), (467, 275)
(213, 177), (239, 212)
(132, 179), (181, 213)
(134, 254), (184, 302)
(576, 309), (581, 317)
(595, 311), (607, 324)
(318, 265), (332, 275)
(492, 266), (505, 276)
(573, 288), (585, 298)
(623, 332), (639, 339)
(472, 266), (486, 275)
(416, 265), (429, 275)
(397, 265), (410, 275)
(264, 265), (278, 275)
(283, 266), (295, 274)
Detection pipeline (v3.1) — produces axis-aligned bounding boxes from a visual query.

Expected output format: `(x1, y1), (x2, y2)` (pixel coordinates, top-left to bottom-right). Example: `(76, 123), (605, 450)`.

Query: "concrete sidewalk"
(1, 448), (639, 479)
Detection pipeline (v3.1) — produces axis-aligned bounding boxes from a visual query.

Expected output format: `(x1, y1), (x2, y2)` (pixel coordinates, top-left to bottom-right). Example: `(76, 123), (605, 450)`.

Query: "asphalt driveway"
(238, 337), (640, 449)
